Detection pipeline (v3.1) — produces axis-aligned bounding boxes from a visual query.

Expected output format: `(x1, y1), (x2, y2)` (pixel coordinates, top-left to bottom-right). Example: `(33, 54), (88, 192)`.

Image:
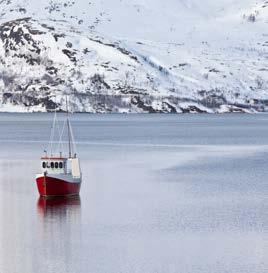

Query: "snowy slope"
(0, 0), (267, 113)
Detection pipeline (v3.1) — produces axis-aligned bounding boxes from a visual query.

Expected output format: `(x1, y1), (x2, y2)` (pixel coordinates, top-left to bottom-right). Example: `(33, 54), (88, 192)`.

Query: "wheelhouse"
(41, 157), (67, 174)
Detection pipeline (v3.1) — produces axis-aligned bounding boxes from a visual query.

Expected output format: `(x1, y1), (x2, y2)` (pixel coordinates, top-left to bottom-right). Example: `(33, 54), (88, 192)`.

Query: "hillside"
(0, 0), (267, 113)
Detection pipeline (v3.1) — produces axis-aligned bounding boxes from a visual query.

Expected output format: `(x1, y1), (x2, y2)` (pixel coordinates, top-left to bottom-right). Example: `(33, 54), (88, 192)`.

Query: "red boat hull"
(36, 176), (81, 197)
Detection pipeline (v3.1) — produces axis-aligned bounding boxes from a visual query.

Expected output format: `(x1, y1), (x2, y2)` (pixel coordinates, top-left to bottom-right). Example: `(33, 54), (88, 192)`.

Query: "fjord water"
(0, 113), (266, 273)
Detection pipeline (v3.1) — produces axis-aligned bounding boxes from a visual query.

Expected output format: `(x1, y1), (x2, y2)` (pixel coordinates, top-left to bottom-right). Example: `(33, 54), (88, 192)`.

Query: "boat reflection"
(37, 195), (81, 217)
(35, 196), (82, 273)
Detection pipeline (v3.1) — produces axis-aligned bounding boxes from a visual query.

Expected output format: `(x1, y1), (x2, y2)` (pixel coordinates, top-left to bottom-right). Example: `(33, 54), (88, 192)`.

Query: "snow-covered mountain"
(0, 0), (267, 113)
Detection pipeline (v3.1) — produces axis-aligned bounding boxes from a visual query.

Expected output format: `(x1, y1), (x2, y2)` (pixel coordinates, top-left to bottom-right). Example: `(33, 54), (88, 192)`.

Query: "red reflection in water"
(37, 196), (81, 217)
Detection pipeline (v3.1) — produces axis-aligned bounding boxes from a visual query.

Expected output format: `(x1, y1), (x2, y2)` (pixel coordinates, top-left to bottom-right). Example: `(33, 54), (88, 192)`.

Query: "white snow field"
(0, 0), (267, 112)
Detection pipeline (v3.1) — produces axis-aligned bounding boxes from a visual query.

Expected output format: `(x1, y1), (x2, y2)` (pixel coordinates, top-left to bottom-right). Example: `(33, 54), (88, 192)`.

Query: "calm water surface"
(0, 113), (267, 273)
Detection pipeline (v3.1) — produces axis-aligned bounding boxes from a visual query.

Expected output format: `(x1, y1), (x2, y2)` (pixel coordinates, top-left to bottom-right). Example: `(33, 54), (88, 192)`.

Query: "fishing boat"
(36, 102), (82, 197)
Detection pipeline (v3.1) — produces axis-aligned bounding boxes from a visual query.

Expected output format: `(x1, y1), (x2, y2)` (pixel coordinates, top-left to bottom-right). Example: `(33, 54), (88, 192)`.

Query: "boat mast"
(66, 96), (72, 158)
(48, 105), (57, 158)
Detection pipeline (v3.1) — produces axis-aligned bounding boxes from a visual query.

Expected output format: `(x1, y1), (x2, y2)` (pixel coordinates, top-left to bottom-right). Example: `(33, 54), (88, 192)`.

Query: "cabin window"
(51, 162), (54, 168)
(59, 162), (63, 169)
(42, 162), (46, 168)
(46, 162), (50, 168)
(55, 162), (59, 169)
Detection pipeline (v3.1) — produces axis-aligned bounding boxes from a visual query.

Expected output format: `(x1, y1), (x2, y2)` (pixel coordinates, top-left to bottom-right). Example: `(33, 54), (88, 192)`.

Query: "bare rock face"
(0, 1), (267, 113)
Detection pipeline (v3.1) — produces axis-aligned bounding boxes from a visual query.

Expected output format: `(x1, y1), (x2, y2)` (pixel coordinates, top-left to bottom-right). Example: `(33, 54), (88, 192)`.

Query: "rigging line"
(67, 117), (72, 158)
(57, 119), (67, 155)
(53, 95), (63, 156)
(69, 118), (77, 155)
(48, 109), (57, 157)
(53, 97), (61, 146)
(66, 96), (72, 158)
(55, 112), (62, 153)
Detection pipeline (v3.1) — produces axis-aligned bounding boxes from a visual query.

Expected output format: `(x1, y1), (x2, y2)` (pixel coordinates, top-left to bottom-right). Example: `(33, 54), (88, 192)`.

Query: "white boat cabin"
(41, 156), (81, 178)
